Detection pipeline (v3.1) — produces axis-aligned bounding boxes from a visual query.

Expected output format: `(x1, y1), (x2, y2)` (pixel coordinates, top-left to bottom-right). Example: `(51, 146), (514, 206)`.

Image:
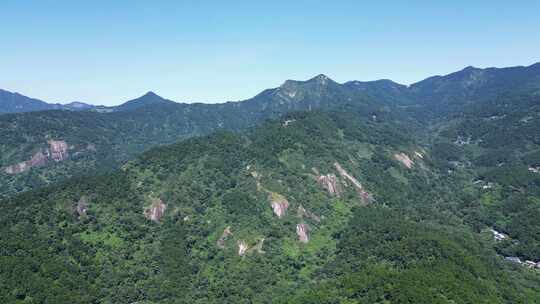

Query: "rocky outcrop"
(217, 226), (233, 249)
(76, 196), (89, 217)
(237, 240), (249, 256)
(4, 151), (47, 174)
(282, 119), (296, 126)
(235, 238), (266, 256)
(297, 205), (321, 223)
(48, 140), (69, 162)
(4, 139), (73, 174)
(296, 223), (309, 243)
(269, 192), (289, 218)
(144, 198), (166, 222)
(490, 228), (507, 241)
(317, 174), (342, 196)
(250, 238), (266, 254)
(4, 162), (25, 174)
(334, 162), (373, 203)
(529, 166), (540, 173)
(394, 153), (414, 169)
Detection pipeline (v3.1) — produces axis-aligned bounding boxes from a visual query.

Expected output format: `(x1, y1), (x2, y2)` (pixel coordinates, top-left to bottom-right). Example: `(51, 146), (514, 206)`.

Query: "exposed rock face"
(29, 151), (48, 167)
(76, 196), (89, 217)
(4, 163), (26, 174)
(217, 226), (233, 249)
(394, 153), (414, 169)
(3, 139), (73, 174)
(269, 193), (289, 218)
(4, 151), (48, 174)
(237, 240), (249, 256)
(334, 162), (373, 203)
(296, 223), (309, 243)
(282, 119), (296, 126)
(490, 228), (507, 241)
(529, 166), (540, 173)
(250, 238), (266, 254)
(144, 198), (166, 222)
(48, 140), (69, 162)
(297, 205), (321, 223)
(317, 174), (341, 196)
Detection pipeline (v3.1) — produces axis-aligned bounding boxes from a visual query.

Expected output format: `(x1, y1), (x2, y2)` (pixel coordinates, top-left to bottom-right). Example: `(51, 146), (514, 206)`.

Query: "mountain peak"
(308, 74), (333, 84)
(142, 91), (161, 98)
(462, 65), (479, 72)
(115, 91), (173, 111)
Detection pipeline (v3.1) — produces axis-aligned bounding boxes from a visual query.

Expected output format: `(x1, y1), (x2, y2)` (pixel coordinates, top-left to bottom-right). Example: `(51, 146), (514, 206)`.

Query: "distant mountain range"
(0, 89), (99, 113)
(0, 89), (175, 114)
(2, 62), (540, 115)
(1, 62), (540, 198)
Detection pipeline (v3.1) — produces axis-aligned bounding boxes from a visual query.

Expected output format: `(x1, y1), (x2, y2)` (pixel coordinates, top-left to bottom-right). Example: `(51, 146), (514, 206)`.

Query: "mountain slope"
(0, 89), (58, 113)
(426, 92), (540, 262)
(2, 62), (540, 198)
(0, 75), (411, 198)
(114, 91), (176, 111)
(1, 110), (537, 303)
(0, 89), (99, 114)
(410, 62), (540, 117)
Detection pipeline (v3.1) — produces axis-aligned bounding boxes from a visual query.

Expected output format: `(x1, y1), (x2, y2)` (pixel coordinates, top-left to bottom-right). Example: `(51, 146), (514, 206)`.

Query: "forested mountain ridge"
(2, 62), (540, 198)
(427, 92), (540, 262)
(1, 110), (538, 303)
(0, 74), (412, 198)
(0, 89), (99, 113)
(113, 91), (176, 112)
(3, 62), (539, 115)
(409, 62), (540, 117)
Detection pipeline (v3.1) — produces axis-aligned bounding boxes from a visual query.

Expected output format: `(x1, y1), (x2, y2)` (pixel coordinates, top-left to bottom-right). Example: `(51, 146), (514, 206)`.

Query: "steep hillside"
(114, 91), (176, 111)
(2, 62), (540, 199)
(0, 89), (59, 113)
(410, 63), (540, 117)
(427, 92), (540, 262)
(0, 75), (411, 198)
(1, 110), (537, 303)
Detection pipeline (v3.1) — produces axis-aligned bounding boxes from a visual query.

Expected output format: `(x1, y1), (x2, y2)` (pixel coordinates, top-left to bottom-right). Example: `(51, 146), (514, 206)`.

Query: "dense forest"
(428, 92), (540, 262)
(0, 75), (410, 198)
(1, 110), (539, 303)
(1, 64), (540, 303)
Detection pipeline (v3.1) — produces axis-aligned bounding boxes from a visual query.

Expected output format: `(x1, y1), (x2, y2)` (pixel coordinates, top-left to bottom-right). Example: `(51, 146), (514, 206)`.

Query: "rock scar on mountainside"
(297, 205), (321, 223)
(235, 238), (266, 256)
(249, 238), (266, 254)
(296, 223), (310, 243)
(3, 139), (74, 174)
(316, 173), (342, 197)
(48, 139), (69, 162)
(394, 152), (414, 169)
(334, 162), (373, 203)
(75, 196), (89, 218)
(246, 166), (291, 218)
(268, 192), (289, 218)
(143, 198), (166, 222)
(217, 226), (233, 249)
(237, 240), (249, 256)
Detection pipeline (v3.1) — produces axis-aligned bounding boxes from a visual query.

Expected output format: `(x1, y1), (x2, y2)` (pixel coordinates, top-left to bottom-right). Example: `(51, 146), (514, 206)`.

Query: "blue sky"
(1, 1), (539, 105)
